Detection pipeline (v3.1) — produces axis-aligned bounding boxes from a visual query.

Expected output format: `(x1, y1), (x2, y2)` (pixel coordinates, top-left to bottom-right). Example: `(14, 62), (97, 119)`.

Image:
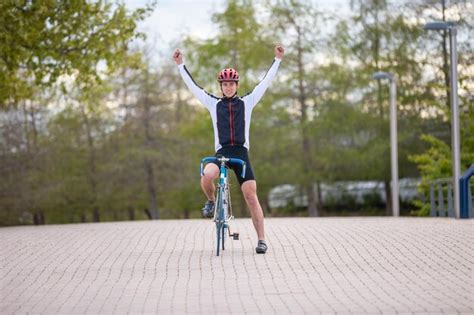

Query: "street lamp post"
(373, 71), (399, 217)
(424, 21), (461, 219)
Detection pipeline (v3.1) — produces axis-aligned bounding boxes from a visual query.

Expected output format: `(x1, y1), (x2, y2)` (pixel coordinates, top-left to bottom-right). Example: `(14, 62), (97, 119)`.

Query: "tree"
(405, 0), (474, 215)
(0, 0), (152, 107)
(267, 0), (329, 216)
(329, 0), (439, 214)
(183, 0), (275, 92)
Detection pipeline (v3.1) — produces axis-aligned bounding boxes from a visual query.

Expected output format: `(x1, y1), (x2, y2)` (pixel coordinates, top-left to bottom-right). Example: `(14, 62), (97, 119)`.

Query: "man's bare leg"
(201, 164), (219, 201)
(241, 180), (265, 241)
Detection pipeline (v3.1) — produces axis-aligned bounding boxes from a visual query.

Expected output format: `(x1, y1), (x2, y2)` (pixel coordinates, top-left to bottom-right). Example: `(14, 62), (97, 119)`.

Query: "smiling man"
(173, 44), (284, 254)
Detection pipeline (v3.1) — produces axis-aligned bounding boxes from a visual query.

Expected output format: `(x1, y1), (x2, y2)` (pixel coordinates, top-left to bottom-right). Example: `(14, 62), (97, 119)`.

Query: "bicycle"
(200, 156), (246, 256)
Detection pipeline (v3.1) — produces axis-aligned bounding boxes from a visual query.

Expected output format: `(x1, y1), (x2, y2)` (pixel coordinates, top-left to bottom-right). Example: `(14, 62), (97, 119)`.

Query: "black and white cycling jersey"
(177, 58), (281, 151)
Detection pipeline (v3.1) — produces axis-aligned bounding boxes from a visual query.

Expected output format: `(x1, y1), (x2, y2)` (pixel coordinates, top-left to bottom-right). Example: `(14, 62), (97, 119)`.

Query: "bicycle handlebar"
(200, 156), (247, 179)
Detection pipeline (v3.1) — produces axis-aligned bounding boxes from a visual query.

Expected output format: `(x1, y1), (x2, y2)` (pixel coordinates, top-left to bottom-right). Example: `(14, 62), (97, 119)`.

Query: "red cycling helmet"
(217, 68), (239, 82)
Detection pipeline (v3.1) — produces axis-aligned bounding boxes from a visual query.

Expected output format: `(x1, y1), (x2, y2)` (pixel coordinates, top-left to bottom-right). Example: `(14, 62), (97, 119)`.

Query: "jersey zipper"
(228, 100), (234, 145)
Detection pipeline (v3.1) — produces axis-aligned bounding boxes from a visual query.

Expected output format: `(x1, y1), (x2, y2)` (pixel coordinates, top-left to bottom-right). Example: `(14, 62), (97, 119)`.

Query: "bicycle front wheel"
(215, 186), (226, 256)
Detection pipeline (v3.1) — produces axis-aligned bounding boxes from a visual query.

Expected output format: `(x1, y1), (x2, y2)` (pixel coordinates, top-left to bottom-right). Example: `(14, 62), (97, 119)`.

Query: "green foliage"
(409, 134), (451, 216)
(410, 134), (452, 180)
(0, 0), (153, 107)
(460, 102), (474, 167)
(409, 101), (474, 216)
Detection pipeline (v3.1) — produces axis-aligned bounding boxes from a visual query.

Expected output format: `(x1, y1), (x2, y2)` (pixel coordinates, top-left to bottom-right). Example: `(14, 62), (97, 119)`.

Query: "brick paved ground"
(0, 217), (473, 314)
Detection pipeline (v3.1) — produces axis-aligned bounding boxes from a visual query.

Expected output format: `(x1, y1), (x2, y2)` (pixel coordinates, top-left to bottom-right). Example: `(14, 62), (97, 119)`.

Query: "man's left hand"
(275, 44), (285, 59)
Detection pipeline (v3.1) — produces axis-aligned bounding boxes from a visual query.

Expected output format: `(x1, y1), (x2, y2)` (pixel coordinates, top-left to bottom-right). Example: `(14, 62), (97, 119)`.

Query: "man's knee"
(202, 164), (219, 181)
(241, 180), (258, 201)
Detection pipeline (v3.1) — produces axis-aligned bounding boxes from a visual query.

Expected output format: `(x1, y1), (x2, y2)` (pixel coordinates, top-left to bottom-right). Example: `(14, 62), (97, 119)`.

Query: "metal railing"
(429, 176), (473, 218)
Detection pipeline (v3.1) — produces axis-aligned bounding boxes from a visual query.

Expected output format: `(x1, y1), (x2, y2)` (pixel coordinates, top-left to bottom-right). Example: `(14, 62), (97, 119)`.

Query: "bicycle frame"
(200, 156), (246, 256)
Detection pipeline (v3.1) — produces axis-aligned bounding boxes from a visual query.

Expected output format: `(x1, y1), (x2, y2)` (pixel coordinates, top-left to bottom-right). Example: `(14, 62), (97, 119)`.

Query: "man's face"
(221, 81), (237, 98)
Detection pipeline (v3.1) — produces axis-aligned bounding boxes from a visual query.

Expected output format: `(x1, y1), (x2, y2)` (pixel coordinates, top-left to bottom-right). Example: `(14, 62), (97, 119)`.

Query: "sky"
(124, 0), (352, 62)
(126, 1), (222, 45)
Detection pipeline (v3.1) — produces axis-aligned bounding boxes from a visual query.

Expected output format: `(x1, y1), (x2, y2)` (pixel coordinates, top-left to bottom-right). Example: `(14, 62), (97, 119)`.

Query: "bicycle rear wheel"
(221, 224), (226, 251)
(216, 223), (222, 256)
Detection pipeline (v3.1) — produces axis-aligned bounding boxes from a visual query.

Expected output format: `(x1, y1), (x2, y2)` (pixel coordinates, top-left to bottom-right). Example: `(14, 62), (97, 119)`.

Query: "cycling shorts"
(211, 146), (255, 186)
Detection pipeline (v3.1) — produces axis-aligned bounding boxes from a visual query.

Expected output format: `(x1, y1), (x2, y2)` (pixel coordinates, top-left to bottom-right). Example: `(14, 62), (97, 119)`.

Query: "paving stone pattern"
(0, 218), (473, 314)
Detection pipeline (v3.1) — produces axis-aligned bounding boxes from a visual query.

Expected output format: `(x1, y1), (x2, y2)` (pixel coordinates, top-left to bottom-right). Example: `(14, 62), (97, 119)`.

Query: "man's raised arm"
(244, 44), (285, 109)
(173, 49), (217, 109)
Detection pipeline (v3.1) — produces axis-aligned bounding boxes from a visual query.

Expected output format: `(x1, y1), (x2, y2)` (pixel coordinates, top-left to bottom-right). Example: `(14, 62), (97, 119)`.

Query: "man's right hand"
(173, 49), (183, 65)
